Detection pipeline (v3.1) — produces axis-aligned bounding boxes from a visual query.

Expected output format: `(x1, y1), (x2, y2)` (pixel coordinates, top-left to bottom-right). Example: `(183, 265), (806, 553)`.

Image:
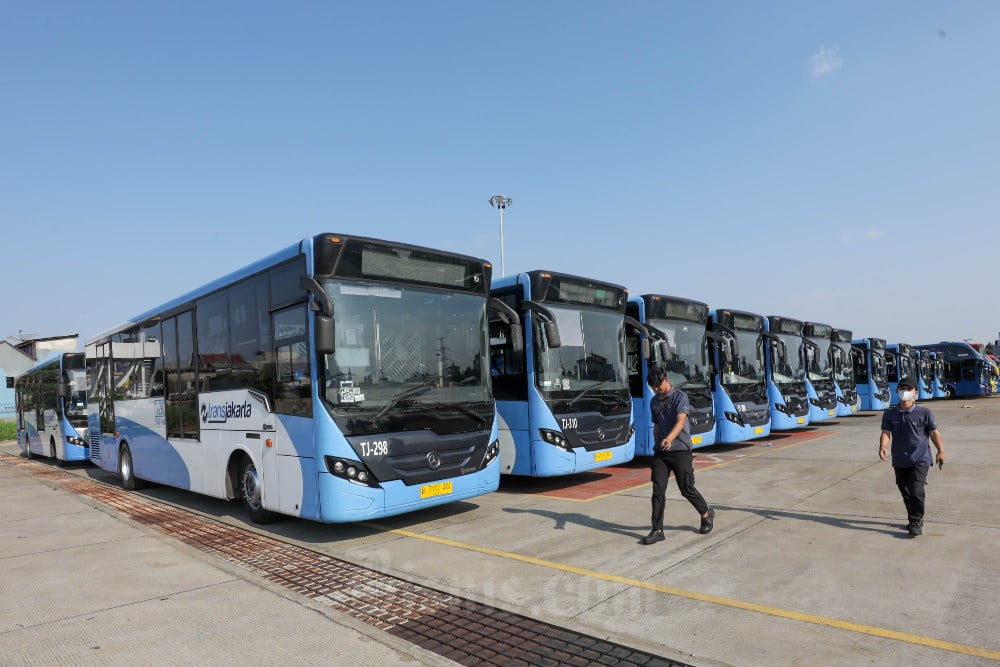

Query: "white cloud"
(809, 46), (842, 78)
(841, 229), (885, 243)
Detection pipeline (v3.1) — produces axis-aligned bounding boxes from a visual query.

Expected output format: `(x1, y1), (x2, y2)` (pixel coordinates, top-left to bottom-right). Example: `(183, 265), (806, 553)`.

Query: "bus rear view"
(490, 271), (635, 476)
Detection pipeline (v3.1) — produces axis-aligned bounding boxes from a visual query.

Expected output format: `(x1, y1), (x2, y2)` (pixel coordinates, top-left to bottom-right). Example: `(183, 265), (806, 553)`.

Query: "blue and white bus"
(15, 352), (89, 464)
(915, 349), (935, 401)
(87, 233), (508, 523)
(917, 342), (990, 398)
(489, 271), (636, 476)
(708, 309), (770, 443)
(886, 343), (916, 406)
(762, 316), (809, 430)
(802, 322), (838, 423)
(852, 338), (890, 411)
(830, 328), (861, 416)
(929, 352), (949, 399)
(627, 295), (716, 454)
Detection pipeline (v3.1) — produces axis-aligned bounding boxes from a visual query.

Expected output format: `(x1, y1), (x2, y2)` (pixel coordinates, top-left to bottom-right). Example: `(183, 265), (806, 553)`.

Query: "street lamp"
(489, 195), (512, 277)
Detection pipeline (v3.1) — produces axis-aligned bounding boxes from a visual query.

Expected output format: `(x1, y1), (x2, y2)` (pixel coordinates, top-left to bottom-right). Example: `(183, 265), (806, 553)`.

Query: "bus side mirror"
(543, 321), (561, 348)
(658, 341), (672, 362)
(729, 339), (740, 359)
(56, 381), (67, 398)
(315, 315), (336, 355)
(640, 337), (651, 361)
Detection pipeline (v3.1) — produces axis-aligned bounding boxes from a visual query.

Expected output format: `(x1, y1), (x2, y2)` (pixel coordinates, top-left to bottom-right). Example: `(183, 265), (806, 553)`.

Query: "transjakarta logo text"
(201, 401), (253, 424)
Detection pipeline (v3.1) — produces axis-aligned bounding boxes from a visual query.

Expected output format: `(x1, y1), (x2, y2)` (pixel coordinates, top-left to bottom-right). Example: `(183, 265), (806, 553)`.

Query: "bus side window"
(489, 320), (526, 401)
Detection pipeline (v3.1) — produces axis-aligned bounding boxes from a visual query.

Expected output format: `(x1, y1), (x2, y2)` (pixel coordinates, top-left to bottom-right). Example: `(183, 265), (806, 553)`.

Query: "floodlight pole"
(489, 195), (512, 277)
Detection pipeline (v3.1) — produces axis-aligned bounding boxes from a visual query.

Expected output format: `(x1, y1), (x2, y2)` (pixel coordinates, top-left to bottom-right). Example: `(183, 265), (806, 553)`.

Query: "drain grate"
(3, 454), (691, 667)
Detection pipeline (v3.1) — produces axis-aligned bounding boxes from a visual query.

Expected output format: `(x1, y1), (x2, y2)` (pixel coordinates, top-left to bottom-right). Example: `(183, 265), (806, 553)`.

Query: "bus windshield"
(723, 330), (766, 399)
(771, 333), (805, 388)
(319, 280), (490, 435)
(534, 305), (627, 410)
(649, 318), (711, 395)
(805, 337), (833, 382)
(872, 352), (888, 383)
(833, 342), (855, 389)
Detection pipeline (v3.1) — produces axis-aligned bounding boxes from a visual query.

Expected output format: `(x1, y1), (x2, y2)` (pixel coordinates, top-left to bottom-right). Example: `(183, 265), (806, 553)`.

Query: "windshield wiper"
(369, 383), (434, 428)
(422, 401), (490, 430)
(568, 379), (614, 406)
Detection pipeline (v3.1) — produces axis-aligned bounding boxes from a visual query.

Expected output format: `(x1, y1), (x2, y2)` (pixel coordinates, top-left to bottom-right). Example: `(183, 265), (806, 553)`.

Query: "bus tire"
(24, 440), (33, 459)
(119, 444), (148, 491)
(239, 456), (278, 525)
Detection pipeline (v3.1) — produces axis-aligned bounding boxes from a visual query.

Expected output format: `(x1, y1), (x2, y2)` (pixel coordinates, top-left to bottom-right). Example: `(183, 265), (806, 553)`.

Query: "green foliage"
(0, 419), (17, 441)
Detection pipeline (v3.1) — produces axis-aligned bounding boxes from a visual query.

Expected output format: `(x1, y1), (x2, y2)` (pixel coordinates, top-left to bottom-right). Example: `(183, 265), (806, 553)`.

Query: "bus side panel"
(273, 414), (318, 519)
(116, 400), (183, 487)
(632, 394), (654, 456)
(496, 399), (530, 475)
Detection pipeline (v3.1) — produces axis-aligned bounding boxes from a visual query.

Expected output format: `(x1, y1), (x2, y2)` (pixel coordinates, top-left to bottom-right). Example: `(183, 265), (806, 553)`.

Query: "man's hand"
(878, 443), (887, 461)
(660, 438), (673, 452)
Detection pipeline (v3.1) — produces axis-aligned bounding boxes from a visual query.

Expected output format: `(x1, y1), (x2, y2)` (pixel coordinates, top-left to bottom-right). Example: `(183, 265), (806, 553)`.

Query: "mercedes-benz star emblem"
(427, 452), (442, 470)
(597, 428), (605, 441)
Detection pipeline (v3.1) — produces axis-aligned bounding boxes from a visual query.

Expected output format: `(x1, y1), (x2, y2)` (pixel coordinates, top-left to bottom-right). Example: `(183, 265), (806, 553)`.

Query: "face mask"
(897, 389), (916, 403)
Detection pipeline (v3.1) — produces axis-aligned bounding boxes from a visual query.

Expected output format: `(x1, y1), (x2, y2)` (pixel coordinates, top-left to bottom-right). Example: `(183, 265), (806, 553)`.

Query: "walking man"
(641, 366), (714, 545)
(879, 376), (945, 537)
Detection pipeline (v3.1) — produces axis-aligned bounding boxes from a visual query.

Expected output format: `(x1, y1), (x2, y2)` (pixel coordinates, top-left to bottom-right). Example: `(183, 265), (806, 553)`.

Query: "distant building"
(1, 335), (79, 420)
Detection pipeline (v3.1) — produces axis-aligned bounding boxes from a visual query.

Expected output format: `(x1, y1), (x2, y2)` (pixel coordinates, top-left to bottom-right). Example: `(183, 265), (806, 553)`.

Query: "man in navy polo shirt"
(641, 366), (714, 545)
(879, 376), (946, 537)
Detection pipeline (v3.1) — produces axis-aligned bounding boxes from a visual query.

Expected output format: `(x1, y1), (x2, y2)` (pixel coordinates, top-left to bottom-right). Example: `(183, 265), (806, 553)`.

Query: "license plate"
(691, 436), (702, 445)
(419, 482), (453, 499)
(797, 417), (805, 424)
(754, 427), (763, 435)
(852, 406), (858, 412)
(828, 410), (836, 416)
(594, 450), (612, 462)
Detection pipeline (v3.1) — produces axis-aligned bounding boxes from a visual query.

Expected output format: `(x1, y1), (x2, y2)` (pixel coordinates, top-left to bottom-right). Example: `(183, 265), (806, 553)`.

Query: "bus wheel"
(239, 457), (278, 525)
(946, 386), (955, 400)
(118, 444), (148, 491)
(24, 441), (33, 460)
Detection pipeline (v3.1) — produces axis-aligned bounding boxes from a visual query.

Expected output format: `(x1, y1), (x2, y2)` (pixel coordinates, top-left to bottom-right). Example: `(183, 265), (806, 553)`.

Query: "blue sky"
(3, 2), (999, 348)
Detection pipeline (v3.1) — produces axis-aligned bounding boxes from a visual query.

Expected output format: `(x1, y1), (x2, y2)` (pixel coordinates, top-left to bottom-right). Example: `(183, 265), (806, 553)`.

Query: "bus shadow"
(714, 503), (909, 538)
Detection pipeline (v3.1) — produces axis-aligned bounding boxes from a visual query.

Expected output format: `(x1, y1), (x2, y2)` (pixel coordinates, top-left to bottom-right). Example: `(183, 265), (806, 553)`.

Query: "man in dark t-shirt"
(641, 366), (715, 545)
(879, 377), (945, 537)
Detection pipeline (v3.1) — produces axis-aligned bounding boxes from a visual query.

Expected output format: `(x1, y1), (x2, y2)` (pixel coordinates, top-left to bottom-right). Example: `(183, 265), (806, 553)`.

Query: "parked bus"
(921, 342), (992, 397)
(915, 350), (935, 401)
(627, 295), (716, 454)
(802, 322), (839, 423)
(930, 352), (949, 399)
(886, 343), (916, 406)
(708, 309), (770, 443)
(489, 270), (636, 476)
(852, 338), (890, 411)
(15, 352), (89, 464)
(830, 328), (861, 416)
(762, 316), (809, 430)
(87, 233), (512, 524)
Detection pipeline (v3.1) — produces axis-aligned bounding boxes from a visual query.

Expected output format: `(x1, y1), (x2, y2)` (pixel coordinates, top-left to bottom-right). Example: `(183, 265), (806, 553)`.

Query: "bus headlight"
(724, 411), (745, 426)
(539, 428), (572, 451)
(66, 436), (86, 446)
(480, 439), (500, 469)
(325, 456), (380, 488)
(774, 403), (791, 416)
(809, 398), (821, 407)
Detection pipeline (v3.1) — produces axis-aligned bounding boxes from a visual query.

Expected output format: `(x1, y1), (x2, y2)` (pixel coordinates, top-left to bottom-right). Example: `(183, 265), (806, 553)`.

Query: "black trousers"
(650, 450), (709, 531)
(894, 464), (929, 526)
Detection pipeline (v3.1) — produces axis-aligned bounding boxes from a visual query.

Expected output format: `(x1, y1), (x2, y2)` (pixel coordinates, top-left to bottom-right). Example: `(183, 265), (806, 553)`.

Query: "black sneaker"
(700, 508), (715, 535)
(641, 530), (665, 545)
(908, 523), (922, 537)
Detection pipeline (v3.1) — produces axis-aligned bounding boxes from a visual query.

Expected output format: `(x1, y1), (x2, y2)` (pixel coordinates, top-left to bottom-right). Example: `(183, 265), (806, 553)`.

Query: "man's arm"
(878, 429), (891, 461)
(661, 413), (688, 451)
(930, 429), (945, 464)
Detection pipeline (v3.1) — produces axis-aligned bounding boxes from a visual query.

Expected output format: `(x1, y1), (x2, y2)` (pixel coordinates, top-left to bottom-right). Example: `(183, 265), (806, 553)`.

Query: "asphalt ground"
(2, 396), (999, 666)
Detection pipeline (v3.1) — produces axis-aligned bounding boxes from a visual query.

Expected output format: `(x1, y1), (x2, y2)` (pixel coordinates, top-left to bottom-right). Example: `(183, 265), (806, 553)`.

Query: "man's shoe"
(908, 523), (922, 537)
(700, 508), (716, 535)
(641, 530), (665, 545)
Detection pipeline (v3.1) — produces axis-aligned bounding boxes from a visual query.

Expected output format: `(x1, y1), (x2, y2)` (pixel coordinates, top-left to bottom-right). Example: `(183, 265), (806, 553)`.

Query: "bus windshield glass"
(771, 333), (805, 388)
(649, 318), (711, 395)
(724, 329), (766, 399)
(534, 305), (627, 410)
(872, 352), (888, 383)
(805, 336), (833, 382)
(833, 342), (855, 389)
(64, 354), (88, 420)
(319, 280), (490, 435)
